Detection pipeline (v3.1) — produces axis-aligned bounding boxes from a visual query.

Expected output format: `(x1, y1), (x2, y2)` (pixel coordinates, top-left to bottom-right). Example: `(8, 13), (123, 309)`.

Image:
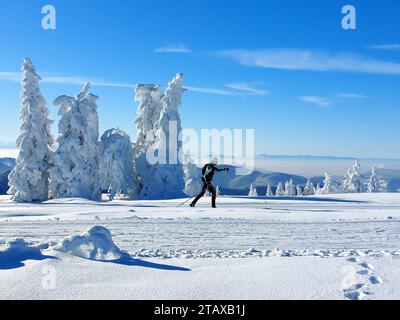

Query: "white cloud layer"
(217, 49), (400, 75)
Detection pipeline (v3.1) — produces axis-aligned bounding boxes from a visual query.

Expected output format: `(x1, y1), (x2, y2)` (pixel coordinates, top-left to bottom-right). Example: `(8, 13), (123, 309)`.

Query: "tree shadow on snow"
(105, 253), (190, 272)
(0, 251), (57, 270)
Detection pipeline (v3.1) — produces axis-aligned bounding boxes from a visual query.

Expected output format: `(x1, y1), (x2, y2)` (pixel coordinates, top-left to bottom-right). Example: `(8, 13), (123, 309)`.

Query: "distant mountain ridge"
(1, 157), (399, 196)
(0, 158), (16, 174)
(0, 170), (10, 195)
(256, 154), (400, 162)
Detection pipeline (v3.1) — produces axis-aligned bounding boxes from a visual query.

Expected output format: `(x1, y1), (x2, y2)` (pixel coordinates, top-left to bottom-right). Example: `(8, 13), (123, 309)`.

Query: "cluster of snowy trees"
(249, 160), (385, 198)
(8, 58), (188, 202)
(133, 74), (187, 199)
(248, 184), (258, 196)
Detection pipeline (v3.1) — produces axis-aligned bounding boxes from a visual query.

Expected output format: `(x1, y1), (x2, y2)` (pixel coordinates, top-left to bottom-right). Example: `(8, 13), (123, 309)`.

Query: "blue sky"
(1, 0), (400, 158)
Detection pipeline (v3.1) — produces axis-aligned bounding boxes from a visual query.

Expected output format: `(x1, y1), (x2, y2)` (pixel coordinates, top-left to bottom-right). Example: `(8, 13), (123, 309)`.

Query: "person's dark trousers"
(191, 178), (217, 207)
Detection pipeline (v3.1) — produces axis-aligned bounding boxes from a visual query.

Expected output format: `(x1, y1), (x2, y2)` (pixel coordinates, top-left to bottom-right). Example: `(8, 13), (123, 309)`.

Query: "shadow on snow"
(97, 252), (191, 272)
(0, 251), (57, 270)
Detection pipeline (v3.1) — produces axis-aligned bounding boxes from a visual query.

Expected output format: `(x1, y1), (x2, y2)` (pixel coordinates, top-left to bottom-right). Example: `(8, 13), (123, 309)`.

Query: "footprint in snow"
(344, 283), (365, 291)
(359, 262), (375, 270)
(369, 275), (383, 285)
(357, 270), (370, 276)
(343, 260), (383, 300)
(343, 283), (371, 301)
(344, 290), (368, 301)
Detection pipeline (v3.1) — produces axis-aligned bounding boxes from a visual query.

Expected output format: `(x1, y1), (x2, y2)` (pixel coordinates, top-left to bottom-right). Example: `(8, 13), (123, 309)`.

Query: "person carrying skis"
(190, 157), (229, 208)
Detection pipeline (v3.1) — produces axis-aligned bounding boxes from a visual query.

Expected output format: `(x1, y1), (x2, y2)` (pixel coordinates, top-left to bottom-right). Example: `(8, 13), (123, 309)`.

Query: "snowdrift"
(55, 225), (123, 261)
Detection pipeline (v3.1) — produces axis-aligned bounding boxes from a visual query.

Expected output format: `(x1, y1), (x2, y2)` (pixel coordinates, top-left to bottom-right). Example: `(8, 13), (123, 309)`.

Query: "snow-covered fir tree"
(49, 83), (101, 201)
(315, 183), (322, 194)
(134, 74), (186, 199)
(276, 182), (285, 197)
(320, 172), (337, 194)
(266, 185), (274, 197)
(343, 160), (363, 193)
(133, 84), (163, 156)
(284, 181), (290, 196)
(183, 155), (202, 196)
(133, 84), (163, 199)
(248, 184), (258, 196)
(296, 186), (303, 196)
(285, 179), (296, 196)
(8, 58), (54, 202)
(367, 166), (381, 193)
(303, 179), (315, 196)
(99, 128), (138, 200)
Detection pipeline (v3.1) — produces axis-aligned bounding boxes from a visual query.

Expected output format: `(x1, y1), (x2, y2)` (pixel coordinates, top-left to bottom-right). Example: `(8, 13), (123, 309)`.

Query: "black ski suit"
(191, 163), (227, 208)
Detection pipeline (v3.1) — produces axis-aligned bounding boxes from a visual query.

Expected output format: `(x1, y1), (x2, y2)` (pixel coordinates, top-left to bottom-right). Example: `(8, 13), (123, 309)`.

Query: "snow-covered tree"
(133, 84), (163, 199)
(285, 179), (296, 196)
(296, 186), (303, 196)
(266, 185), (274, 197)
(248, 184), (258, 196)
(303, 179), (315, 196)
(343, 160), (363, 193)
(284, 181), (290, 196)
(8, 58), (54, 202)
(367, 166), (381, 193)
(315, 183), (322, 195)
(320, 172), (337, 194)
(135, 73), (186, 199)
(183, 155), (202, 196)
(216, 186), (221, 196)
(99, 128), (138, 200)
(276, 182), (285, 197)
(133, 84), (163, 157)
(49, 83), (101, 201)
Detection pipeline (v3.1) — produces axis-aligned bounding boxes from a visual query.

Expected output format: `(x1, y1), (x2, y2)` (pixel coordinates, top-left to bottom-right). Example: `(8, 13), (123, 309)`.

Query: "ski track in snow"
(1, 195), (400, 260)
(1, 218), (400, 258)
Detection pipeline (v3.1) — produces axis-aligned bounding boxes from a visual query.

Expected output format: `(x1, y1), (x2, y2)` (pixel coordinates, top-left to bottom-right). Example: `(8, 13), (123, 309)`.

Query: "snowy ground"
(0, 193), (399, 300)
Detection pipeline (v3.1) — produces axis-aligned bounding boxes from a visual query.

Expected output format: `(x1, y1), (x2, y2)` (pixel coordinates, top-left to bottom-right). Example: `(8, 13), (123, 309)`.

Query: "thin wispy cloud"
(225, 83), (270, 96)
(299, 96), (331, 107)
(42, 76), (134, 88)
(184, 86), (234, 96)
(154, 44), (191, 53)
(336, 93), (367, 99)
(0, 72), (134, 88)
(0, 72), (20, 82)
(217, 49), (400, 75)
(369, 44), (400, 50)
(0, 71), (239, 97)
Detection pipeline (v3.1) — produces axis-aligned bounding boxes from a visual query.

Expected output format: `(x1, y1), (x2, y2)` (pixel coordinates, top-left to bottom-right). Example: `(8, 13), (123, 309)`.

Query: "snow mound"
(55, 226), (123, 261)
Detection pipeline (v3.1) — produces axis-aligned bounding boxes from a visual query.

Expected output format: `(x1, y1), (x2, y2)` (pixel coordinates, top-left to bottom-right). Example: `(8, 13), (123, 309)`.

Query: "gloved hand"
(225, 168), (230, 171)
